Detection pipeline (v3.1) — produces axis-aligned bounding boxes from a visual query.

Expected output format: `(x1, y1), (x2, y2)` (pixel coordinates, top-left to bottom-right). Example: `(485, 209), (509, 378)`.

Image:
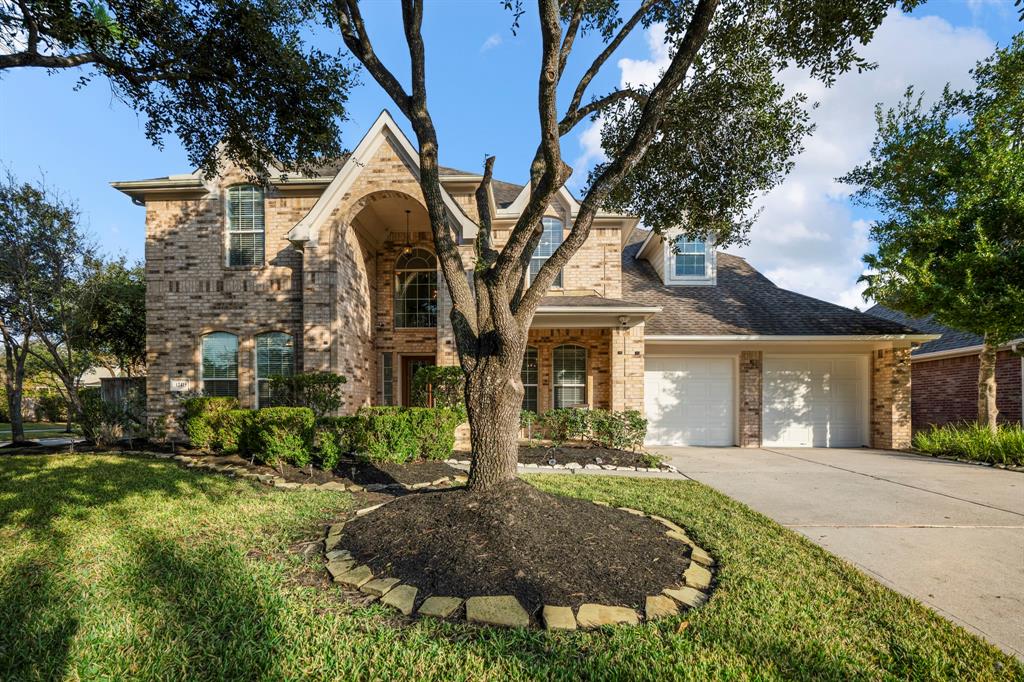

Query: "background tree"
(1, 0), (353, 176)
(331, 0), (917, 490)
(74, 258), (146, 376)
(842, 35), (1024, 433)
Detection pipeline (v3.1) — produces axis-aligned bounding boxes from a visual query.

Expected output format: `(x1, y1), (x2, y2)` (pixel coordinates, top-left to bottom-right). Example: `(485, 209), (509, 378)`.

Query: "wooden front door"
(402, 355), (435, 406)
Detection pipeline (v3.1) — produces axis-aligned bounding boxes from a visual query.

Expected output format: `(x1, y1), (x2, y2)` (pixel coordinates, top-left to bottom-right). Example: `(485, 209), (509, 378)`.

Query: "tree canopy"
(841, 34), (1024, 347)
(1, 0), (354, 177)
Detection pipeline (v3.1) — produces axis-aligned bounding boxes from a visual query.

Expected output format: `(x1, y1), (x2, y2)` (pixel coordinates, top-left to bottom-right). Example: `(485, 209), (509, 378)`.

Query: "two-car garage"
(644, 354), (870, 448)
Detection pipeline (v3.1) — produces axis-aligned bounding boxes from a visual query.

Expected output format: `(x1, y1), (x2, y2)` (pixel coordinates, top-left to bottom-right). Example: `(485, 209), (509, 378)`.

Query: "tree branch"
(558, 88), (649, 135)
(516, 0), (720, 321)
(0, 50), (99, 70)
(557, 0), (585, 80)
(333, 0), (414, 117)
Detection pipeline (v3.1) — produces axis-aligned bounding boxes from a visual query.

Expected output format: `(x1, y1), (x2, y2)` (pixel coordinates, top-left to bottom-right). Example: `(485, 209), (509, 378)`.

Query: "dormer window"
(529, 217), (564, 288)
(674, 238), (706, 277)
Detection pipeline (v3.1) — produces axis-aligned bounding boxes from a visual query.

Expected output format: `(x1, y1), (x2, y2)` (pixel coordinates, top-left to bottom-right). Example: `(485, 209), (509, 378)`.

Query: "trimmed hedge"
(239, 407), (315, 468)
(313, 407), (464, 465)
(532, 407), (647, 450)
(179, 397), (239, 449)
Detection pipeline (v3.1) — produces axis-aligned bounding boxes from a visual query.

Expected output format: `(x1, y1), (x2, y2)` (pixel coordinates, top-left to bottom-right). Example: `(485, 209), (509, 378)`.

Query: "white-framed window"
(673, 237), (707, 277)
(529, 217), (564, 288)
(381, 352), (394, 406)
(521, 346), (539, 413)
(394, 248), (438, 328)
(201, 332), (238, 398)
(255, 332), (294, 407)
(227, 185), (265, 267)
(553, 344), (586, 408)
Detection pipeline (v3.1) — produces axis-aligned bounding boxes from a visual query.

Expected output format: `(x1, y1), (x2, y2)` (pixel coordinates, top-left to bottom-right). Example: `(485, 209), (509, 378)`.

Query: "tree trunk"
(978, 336), (999, 434)
(3, 334), (29, 443)
(464, 356), (524, 491)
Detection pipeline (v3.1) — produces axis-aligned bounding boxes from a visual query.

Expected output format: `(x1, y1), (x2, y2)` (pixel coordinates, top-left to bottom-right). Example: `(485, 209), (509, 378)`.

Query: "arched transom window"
(394, 248), (438, 328)
(256, 332), (295, 407)
(227, 185), (265, 267)
(521, 346), (539, 414)
(553, 344), (586, 409)
(201, 332), (238, 398)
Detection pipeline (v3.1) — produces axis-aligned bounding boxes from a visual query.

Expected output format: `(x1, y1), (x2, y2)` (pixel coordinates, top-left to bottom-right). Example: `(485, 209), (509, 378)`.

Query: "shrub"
(178, 396), (240, 449)
(913, 422), (1024, 466)
(267, 372), (347, 417)
(410, 366), (465, 413)
(34, 390), (67, 422)
(315, 415), (360, 471)
(539, 408), (592, 445)
(79, 386), (126, 445)
(209, 409), (249, 453)
(345, 406), (463, 464)
(239, 407), (315, 468)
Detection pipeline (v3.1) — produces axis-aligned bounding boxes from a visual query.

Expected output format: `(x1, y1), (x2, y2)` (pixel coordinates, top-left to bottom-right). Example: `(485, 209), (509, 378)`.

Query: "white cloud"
(574, 11), (993, 307)
(480, 33), (503, 53)
(731, 11), (992, 308)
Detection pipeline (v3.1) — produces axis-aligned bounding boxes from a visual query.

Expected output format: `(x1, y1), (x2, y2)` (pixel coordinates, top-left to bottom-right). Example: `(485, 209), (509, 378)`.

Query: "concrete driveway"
(652, 446), (1024, 659)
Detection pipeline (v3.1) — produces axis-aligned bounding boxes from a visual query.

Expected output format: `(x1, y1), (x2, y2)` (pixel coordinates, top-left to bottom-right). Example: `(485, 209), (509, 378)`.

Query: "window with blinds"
(256, 332), (294, 407)
(521, 347), (538, 413)
(201, 332), (238, 398)
(529, 217), (564, 288)
(227, 185), (265, 267)
(553, 344), (586, 408)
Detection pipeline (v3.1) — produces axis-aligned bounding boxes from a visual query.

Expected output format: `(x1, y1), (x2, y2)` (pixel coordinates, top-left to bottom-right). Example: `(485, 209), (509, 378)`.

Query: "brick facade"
(911, 350), (1023, 431)
(871, 347), (913, 449)
(737, 351), (763, 447)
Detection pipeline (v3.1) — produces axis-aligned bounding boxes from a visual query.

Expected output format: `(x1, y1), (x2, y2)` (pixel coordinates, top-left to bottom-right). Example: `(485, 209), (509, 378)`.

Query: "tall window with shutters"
(227, 185), (265, 267)
(201, 332), (238, 398)
(255, 332), (294, 407)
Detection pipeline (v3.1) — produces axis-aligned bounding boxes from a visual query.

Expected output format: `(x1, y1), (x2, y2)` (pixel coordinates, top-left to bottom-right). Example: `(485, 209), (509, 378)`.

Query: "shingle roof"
(621, 237), (922, 337)
(865, 305), (980, 355)
(538, 295), (657, 309)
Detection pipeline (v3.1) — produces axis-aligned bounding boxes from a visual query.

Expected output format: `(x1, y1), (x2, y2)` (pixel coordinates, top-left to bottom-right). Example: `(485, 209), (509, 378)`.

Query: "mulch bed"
(340, 479), (691, 618)
(455, 443), (660, 469)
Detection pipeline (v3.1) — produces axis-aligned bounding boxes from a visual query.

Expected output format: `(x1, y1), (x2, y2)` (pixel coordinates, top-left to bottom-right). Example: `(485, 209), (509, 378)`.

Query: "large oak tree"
(329, 0), (917, 489)
(842, 35), (1024, 433)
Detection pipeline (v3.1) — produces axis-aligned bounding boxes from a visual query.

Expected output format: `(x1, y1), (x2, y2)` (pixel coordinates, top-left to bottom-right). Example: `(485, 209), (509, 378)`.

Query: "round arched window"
(394, 248), (438, 328)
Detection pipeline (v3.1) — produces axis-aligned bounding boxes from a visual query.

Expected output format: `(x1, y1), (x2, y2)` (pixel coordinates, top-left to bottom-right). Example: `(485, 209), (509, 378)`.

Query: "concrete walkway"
(650, 446), (1024, 659)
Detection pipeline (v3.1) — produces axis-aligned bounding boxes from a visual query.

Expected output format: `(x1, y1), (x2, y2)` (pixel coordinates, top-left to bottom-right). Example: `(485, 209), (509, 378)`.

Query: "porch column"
(610, 322), (645, 412)
(871, 346), (912, 449)
(738, 351), (763, 448)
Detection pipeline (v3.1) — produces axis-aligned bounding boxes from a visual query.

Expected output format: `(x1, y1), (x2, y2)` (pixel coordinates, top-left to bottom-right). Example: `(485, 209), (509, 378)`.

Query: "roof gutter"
(644, 334), (942, 343)
(912, 337), (1024, 361)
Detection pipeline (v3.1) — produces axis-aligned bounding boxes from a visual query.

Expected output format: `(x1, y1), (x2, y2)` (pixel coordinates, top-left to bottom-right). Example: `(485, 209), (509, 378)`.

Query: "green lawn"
(0, 455), (1019, 681)
(0, 422), (77, 442)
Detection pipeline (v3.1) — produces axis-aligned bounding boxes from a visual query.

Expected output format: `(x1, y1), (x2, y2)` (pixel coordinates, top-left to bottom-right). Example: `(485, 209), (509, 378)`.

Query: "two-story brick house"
(114, 111), (935, 450)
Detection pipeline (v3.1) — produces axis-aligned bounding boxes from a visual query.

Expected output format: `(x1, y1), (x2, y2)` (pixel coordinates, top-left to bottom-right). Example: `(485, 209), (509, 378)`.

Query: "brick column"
(301, 244), (334, 373)
(738, 351), (763, 447)
(871, 347), (912, 449)
(610, 322), (646, 413)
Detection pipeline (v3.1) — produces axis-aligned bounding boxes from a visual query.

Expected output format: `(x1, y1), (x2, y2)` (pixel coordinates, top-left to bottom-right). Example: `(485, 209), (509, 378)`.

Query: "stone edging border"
(120, 451), (468, 492)
(445, 458), (679, 474)
(906, 449), (1024, 473)
(321, 501), (714, 630)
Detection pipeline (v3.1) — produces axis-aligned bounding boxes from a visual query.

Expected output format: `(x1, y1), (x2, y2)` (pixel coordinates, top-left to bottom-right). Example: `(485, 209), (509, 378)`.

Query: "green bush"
(344, 406), (463, 464)
(266, 372), (347, 417)
(410, 366), (465, 413)
(539, 408), (592, 445)
(209, 409), (249, 453)
(178, 396), (239, 450)
(913, 422), (1024, 466)
(315, 415), (360, 471)
(589, 408), (647, 451)
(79, 387), (126, 444)
(33, 390), (67, 422)
(239, 407), (315, 468)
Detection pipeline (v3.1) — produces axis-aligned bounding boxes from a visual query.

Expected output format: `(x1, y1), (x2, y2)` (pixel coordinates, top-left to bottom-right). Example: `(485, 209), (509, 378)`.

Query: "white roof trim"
(286, 110), (477, 245)
(645, 334), (943, 342)
(536, 305), (661, 314)
(912, 337), (1023, 361)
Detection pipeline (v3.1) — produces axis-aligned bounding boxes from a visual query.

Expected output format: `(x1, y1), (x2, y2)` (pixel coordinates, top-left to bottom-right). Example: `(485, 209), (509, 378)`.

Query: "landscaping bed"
(453, 443), (669, 471)
(337, 480), (691, 620)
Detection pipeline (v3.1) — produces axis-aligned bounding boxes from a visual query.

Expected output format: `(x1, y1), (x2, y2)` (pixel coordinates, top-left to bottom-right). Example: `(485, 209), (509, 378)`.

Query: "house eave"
(644, 334), (942, 343)
(911, 337), (1024, 361)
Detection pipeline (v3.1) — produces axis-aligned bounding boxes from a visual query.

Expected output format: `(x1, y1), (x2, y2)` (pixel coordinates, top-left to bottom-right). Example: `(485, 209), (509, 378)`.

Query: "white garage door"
(763, 356), (868, 447)
(645, 357), (734, 446)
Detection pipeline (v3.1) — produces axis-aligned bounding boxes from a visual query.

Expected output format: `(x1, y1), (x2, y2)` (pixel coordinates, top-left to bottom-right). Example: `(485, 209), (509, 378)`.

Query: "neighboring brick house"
(113, 111), (935, 450)
(867, 305), (1023, 431)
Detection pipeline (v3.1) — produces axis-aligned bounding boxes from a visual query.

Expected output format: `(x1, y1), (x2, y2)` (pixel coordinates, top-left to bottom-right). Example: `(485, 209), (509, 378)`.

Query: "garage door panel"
(645, 357), (734, 446)
(763, 356), (867, 448)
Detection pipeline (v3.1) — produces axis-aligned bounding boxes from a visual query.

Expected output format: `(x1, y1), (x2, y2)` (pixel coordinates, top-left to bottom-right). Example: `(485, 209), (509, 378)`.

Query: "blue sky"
(0, 0), (1018, 307)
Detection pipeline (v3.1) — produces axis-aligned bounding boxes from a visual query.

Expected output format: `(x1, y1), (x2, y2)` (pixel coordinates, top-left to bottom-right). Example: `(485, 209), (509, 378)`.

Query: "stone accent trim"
(737, 351), (763, 448)
(871, 347), (912, 449)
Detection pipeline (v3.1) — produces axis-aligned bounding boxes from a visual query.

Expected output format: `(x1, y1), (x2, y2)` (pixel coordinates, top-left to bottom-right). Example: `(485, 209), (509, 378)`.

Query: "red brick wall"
(912, 350), (1023, 431)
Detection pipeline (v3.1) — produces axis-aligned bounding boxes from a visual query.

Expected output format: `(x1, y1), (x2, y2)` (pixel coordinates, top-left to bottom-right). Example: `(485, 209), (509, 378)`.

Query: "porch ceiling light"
(403, 209), (413, 254)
